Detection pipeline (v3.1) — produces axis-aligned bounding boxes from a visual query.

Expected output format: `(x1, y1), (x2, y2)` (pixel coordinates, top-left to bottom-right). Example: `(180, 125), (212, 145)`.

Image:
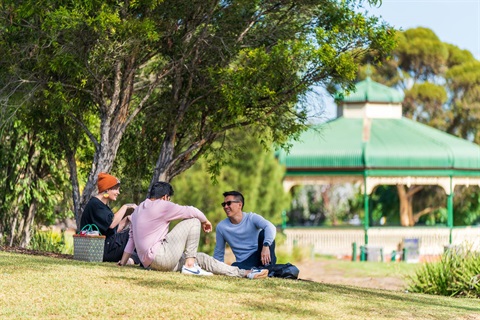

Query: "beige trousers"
(150, 218), (245, 277)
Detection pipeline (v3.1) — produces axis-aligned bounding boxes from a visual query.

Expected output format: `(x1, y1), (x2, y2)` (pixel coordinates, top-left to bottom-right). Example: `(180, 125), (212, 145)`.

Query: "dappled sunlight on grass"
(1, 251), (479, 319)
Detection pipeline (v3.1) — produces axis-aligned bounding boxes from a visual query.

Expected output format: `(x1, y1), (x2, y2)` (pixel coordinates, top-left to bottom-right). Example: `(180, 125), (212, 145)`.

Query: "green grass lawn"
(316, 255), (422, 279)
(1, 251), (479, 319)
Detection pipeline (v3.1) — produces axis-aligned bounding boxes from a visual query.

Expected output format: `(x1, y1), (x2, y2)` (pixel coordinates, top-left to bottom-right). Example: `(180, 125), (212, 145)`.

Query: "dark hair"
(149, 182), (174, 199)
(222, 191), (244, 207)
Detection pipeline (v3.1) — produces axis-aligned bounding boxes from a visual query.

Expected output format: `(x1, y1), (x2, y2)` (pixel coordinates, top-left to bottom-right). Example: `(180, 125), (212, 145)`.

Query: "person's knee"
(190, 218), (201, 227)
(179, 218), (201, 228)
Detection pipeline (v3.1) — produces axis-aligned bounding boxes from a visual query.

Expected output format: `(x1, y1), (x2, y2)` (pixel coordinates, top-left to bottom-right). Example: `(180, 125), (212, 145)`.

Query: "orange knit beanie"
(97, 172), (120, 193)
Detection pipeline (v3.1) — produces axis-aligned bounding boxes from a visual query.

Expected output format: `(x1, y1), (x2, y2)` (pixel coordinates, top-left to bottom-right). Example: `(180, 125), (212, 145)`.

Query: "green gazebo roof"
(279, 77), (480, 234)
(277, 117), (480, 177)
(336, 77), (405, 103)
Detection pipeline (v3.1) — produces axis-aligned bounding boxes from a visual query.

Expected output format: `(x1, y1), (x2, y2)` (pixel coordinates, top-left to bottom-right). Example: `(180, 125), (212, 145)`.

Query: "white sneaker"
(247, 268), (268, 280)
(181, 264), (213, 276)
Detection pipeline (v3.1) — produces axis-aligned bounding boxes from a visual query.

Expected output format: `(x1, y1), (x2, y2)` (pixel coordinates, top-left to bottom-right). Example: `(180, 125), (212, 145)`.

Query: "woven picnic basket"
(73, 224), (105, 262)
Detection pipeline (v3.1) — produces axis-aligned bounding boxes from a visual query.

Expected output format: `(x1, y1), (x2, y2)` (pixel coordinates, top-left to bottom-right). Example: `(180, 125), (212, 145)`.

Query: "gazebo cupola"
(336, 76), (405, 119)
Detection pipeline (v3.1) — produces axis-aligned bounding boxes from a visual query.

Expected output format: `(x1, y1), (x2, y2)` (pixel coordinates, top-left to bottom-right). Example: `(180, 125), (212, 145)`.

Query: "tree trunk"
(9, 211), (18, 246)
(20, 200), (36, 247)
(8, 191), (24, 246)
(322, 186), (334, 225)
(77, 133), (121, 227)
(397, 184), (427, 226)
(75, 60), (140, 226)
(150, 135), (176, 188)
(67, 151), (82, 230)
(397, 184), (414, 226)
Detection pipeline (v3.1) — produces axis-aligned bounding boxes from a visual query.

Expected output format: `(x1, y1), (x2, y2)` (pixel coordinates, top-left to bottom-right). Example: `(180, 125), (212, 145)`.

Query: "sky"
(319, 0), (480, 120)
(366, 0), (480, 59)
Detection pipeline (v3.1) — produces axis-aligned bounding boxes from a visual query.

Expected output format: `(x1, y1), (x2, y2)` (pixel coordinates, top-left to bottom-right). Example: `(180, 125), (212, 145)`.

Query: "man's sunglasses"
(221, 200), (241, 207)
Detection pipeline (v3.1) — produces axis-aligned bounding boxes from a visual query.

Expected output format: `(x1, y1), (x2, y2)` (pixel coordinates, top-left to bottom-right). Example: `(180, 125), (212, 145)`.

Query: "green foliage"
(1, 0), (396, 242)
(405, 82), (448, 126)
(288, 186), (326, 226)
(446, 43), (476, 68)
(453, 186), (480, 226)
(0, 115), (72, 246)
(408, 245), (480, 297)
(116, 128), (290, 254)
(29, 230), (73, 255)
(369, 186), (400, 225)
(268, 232), (310, 264)
(395, 27), (449, 80)
(290, 242), (311, 263)
(166, 129), (290, 253)
(363, 27), (480, 226)
(288, 184), (360, 226)
(328, 183), (452, 227)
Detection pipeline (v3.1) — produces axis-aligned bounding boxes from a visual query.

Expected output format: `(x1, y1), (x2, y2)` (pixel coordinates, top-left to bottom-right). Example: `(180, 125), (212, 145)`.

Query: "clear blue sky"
(365, 0), (480, 59)
(318, 0), (480, 120)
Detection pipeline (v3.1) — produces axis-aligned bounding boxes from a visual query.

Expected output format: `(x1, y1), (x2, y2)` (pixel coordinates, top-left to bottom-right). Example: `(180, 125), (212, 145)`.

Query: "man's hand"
(202, 220), (212, 233)
(261, 246), (271, 266)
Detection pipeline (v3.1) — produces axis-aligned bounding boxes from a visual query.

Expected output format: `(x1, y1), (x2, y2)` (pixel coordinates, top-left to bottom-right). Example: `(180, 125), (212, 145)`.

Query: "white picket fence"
(283, 227), (480, 258)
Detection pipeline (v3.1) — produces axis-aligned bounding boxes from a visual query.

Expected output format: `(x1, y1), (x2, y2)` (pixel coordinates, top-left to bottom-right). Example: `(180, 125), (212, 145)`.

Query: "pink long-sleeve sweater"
(124, 199), (207, 267)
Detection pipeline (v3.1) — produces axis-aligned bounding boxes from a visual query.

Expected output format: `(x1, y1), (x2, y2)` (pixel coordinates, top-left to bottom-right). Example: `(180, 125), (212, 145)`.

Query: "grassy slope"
(317, 255), (421, 278)
(1, 252), (479, 320)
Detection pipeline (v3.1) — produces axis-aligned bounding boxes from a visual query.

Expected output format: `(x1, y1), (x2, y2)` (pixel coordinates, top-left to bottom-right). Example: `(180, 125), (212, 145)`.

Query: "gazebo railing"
(283, 226), (480, 258)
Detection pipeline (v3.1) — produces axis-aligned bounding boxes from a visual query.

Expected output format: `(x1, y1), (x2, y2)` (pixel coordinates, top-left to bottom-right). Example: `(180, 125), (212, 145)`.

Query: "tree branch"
(66, 110), (99, 150)
(406, 185), (424, 197)
(413, 206), (441, 223)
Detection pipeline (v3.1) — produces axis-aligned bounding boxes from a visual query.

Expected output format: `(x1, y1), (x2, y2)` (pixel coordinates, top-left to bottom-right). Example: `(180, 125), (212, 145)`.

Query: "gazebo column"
(447, 176), (453, 244)
(363, 175), (369, 245)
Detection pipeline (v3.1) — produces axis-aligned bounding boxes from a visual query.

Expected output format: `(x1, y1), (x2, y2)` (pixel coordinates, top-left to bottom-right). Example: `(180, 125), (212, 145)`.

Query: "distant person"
(214, 191), (277, 269)
(118, 182), (268, 280)
(80, 172), (139, 264)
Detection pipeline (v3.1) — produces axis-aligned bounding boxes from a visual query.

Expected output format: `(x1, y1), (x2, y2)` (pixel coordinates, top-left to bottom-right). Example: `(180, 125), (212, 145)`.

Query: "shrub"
(29, 230), (73, 255)
(275, 234), (311, 264)
(407, 244), (480, 297)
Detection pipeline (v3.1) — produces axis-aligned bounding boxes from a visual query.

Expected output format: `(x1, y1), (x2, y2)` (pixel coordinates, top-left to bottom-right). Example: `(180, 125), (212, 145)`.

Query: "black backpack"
(265, 263), (300, 279)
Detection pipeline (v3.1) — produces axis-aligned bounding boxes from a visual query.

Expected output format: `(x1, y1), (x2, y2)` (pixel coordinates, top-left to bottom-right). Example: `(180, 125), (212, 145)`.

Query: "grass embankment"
(1, 251), (479, 319)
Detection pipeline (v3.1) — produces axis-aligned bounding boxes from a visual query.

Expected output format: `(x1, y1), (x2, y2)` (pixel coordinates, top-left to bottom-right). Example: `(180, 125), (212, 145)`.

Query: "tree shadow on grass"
(320, 282), (480, 313)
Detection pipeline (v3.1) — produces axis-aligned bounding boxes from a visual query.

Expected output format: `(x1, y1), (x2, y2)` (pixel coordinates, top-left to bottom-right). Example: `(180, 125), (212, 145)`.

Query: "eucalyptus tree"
(366, 27), (477, 132)
(0, 0), (396, 226)
(361, 27), (480, 226)
(0, 111), (72, 246)
(0, 24), (73, 245)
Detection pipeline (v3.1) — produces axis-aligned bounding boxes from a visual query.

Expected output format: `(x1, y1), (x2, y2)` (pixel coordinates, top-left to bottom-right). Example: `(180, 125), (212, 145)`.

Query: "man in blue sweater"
(213, 191), (277, 269)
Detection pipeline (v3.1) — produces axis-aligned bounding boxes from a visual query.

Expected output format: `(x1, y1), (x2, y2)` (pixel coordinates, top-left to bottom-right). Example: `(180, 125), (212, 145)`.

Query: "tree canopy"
(288, 27), (480, 228)
(0, 0), (396, 229)
(357, 27), (480, 227)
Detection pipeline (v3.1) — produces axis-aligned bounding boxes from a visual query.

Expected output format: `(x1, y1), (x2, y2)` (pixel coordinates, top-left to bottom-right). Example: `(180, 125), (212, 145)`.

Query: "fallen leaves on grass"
(0, 245), (73, 260)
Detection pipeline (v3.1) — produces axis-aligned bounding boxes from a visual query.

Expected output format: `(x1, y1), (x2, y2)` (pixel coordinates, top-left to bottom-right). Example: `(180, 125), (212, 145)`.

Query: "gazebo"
(276, 77), (480, 247)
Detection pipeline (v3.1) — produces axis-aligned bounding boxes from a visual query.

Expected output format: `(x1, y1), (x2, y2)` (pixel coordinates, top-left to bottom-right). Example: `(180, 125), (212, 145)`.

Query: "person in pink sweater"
(118, 182), (267, 279)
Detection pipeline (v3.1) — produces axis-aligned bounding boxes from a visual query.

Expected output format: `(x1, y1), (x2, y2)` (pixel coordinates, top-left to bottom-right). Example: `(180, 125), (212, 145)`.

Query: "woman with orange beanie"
(80, 172), (140, 264)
